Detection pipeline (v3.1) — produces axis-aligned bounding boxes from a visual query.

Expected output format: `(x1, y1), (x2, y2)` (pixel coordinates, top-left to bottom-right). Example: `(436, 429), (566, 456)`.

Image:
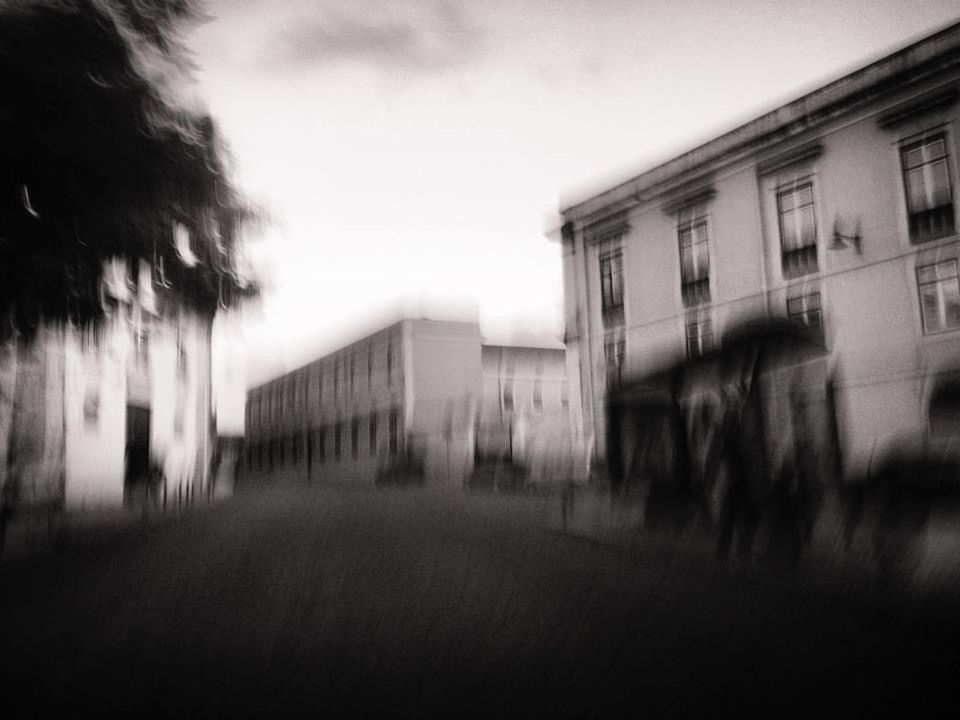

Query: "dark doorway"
(125, 405), (151, 505)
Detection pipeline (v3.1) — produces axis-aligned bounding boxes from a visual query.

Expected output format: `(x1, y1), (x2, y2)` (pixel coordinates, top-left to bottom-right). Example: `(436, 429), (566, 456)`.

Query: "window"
(368, 347), (374, 392)
(292, 433), (301, 464)
(605, 334), (625, 387)
(334, 358), (341, 399)
(686, 316), (714, 359)
(902, 134), (955, 242)
(678, 207), (710, 306)
(917, 260), (960, 333)
(503, 381), (514, 412)
(778, 182), (818, 278)
(389, 409), (399, 456)
(599, 246), (624, 325)
(369, 414), (377, 454)
(334, 423), (342, 460)
(350, 355), (356, 397)
(787, 291), (823, 333)
(318, 367), (324, 406)
(387, 341), (394, 387)
(561, 381), (569, 409)
(351, 418), (359, 459)
(533, 379), (542, 411)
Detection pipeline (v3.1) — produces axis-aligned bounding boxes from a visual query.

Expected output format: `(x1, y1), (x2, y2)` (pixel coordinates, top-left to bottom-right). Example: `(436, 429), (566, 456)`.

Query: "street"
(1, 481), (958, 717)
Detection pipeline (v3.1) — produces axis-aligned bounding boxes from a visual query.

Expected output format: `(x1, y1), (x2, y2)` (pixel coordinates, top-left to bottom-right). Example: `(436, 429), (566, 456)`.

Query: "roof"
(562, 19), (960, 222)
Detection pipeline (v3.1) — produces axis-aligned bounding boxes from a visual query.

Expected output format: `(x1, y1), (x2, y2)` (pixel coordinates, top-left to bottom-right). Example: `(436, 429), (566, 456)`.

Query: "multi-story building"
(245, 319), (483, 484)
(244, 321), (580, 485)
(559, 21), (960, 480)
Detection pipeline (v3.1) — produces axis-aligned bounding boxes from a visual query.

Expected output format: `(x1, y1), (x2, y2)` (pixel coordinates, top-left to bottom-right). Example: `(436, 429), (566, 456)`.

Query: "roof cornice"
(561, 21), (960, 222)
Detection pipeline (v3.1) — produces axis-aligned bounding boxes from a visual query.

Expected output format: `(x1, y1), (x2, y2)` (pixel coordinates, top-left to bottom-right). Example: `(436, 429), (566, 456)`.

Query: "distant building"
(558, 21), (960, 479)
(244, 320), (581, 485)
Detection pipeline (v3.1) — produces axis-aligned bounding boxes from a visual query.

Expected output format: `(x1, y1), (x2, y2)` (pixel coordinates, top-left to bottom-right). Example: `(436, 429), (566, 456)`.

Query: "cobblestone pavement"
(1, 481), (958, 717)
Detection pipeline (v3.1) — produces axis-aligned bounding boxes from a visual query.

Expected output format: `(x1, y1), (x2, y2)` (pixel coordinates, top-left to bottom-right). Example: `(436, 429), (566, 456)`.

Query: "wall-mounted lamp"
(830, 217), (862, 255)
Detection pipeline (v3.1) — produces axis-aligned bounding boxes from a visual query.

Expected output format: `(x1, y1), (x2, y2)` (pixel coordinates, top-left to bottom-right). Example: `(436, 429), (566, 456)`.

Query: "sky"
(189, 0), (960, 432)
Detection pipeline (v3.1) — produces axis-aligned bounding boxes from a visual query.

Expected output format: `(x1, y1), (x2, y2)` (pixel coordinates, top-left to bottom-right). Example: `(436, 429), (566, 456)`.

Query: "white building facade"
(560, 22), (960, 480)
(1, 258), (215, 512)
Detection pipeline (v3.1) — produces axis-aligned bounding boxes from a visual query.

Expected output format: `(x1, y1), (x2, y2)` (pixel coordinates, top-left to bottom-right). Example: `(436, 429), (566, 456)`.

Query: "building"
(559, 21), (960, 480)
(244, 320), (580, 485)
(0, 258), (216, 512)
(477, 345), (576, 479)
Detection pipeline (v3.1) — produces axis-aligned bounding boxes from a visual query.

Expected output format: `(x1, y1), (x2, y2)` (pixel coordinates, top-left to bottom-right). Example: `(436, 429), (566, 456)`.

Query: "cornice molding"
(756, 142), (824, 177)
(877, 86), (959, 129)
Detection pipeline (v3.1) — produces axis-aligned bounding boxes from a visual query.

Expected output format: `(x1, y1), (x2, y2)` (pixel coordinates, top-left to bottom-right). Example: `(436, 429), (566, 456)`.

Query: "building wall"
(61, 305), (213, 510)
(245, 321), (409, 484)
(561, 25), (960, 478)
(407, 319), (482, 485)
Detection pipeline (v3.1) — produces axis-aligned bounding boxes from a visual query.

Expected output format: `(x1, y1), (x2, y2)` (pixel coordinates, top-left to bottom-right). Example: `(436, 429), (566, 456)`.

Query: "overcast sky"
(192, 0), (960, 430)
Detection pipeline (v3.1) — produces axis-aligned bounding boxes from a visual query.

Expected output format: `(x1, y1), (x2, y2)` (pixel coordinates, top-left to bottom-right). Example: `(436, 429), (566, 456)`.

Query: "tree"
(0, 0), (257, 340)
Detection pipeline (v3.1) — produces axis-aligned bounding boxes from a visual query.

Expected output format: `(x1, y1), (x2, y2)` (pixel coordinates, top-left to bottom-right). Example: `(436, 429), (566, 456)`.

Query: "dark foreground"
(1, 483), (958, 718)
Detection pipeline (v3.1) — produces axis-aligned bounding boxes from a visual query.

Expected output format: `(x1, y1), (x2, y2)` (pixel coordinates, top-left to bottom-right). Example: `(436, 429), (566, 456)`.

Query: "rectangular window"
(318, 367), (324, 406)
(334, 423), (342, 460)
(503, 381), (514, 412)
(317, 427), (326, 463)
(917, 260), (960, 333)
(561, 381), (569, 409)
(292, 433), (301, 464)
(533, 379), (542, 411)
(389, 409), (399, 456)
(678, 208), (710, 306)
(387, 341), (394, 387)
(351, 418), (359, 459)
(902, 134), (955, 243)
(686, 317), (714, 359)
(350, 355), (356, 397)
(368, 348), (373, 392)
(787, 291), (823, 333)
(369, 415), (377, 454)
(334, 359), (340, 399)
(605, 336), (625, 387)
(599, 246), (624, 325)
(778, 182), (819, 278)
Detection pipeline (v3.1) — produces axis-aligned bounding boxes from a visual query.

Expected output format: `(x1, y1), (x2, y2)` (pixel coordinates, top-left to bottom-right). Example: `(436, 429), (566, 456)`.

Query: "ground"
(1, 480), (958, 717)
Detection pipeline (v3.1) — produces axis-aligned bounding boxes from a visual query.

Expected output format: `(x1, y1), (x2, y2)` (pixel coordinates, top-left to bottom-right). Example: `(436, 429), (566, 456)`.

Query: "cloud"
(268, 1), (484, 73)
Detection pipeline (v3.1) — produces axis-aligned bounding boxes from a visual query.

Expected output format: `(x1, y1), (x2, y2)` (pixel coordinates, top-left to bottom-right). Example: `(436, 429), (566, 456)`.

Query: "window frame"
(776, 180), (819, 279)
(900, 131), (956, 244)
(916, 259), (960, 334)
(677, 206), (711, 306)
(598, 244), (625, 326)
(685, 315), (715, 360)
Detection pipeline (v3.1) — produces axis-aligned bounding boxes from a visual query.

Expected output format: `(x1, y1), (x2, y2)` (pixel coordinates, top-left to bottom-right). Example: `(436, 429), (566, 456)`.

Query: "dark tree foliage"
(0, 0), (257, 341)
